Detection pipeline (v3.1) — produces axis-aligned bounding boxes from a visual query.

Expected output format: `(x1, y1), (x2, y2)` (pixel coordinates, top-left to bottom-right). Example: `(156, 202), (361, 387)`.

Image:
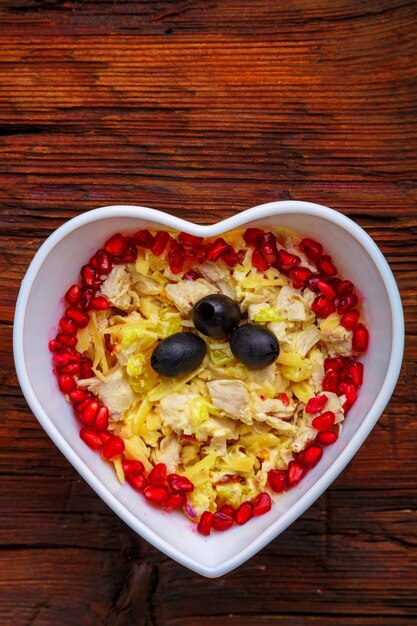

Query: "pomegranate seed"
(58, 374), (76, 393)
(336, 280), (354, 297)
(252, 492), (272, 516)
(235, 502), (253, 525)
(61, 361), (81, 376)
(252, 249), (270, 271)
(337, 294), (358, 315)
(104, 334), (115, 354)
(133, 229), (155, 248)
(60, 347), (81, 363)
(340, 309), (360, 331)
(168, 249), (184, 274)
(80, 287), (93, 311)
(81, 264), (97, 287)
(56, 333), (78, 348)
(122, 459), (145, 477)
(316, 255), (337, 277)
(59, 317), (77, 335)
(102, 435), (125, 459)
(316, 430), (339, 445)
(81, 400), (99, 426)
(98, 431), (111, 445)
(312, 410), (336, 431)
(197, 511), (214, 536)
(353, 324), (369, 352)
(104, 233), (127, 256)
(144, 485), (169, 504)
(168, 235), (181, 253)
(289, 267), (311, 289)
(287, 461), (306, 487)
(219, 504), (235, 517)
(95, 406), (109, 431)
(299, 238), (323, 262)
(345, 361), (364, 387)
(127, 474), (147, 491)
(317, 280), (336, 299)
(307, 275), (321, 293)
(52, 353), (70, 369)
(68, 388), (86, 403)
(207, 238), (229, 262)
(148, 463), (167, 486)
(95, 249), (112, 274)
(178, 232), (203, 247)
(48, 339), (61, 352)
(328, 277), (342, 291)
(115, 238), (138, 263)
(305, 395), (328, 414)
(237, 249), (246, 264)
(75, 397), (95, 414)
(221, 245), (239, 268)
(91, 295), (110, 311)
(184, 245), (207, 262)
(167, 474), (194, 493)
(212, 511), (234, 531)
(268, 469), (288, 493)
(80, 427), (102, 450)
(280, 392), (290, 406)
(298, 444), (323, 468)
(65, 284), (81, 306)
(79, 357), (94, 379)
(312, 294), (336, 318)
(324, 356), (345, 372)
(258, 232), (278, 264)
(243, 228), (263, 245)
(65, 307), (89, 329)
(165, 493), (185, 509)
(322, 369), (339, 392)
(276, 249), (301, 271)
(183, 270), (202, 281)
(339, 382), (357, 405)
(151, 231), (170, 256)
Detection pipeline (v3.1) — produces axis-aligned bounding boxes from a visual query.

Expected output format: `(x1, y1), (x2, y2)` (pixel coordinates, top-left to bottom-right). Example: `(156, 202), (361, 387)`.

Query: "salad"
(49, 225), (369, 535)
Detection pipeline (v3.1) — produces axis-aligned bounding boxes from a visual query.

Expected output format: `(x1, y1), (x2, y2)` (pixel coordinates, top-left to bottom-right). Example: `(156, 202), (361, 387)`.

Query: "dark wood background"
(1, 0), (416, 624)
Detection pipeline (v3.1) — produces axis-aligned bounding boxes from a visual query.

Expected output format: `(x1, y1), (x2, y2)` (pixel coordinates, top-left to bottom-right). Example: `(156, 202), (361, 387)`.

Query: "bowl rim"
(13, 200), (404, 577)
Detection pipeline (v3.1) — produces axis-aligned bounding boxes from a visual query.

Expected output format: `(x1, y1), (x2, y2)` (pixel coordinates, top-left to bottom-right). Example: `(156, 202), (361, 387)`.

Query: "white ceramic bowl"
(13, 201), (404, 577)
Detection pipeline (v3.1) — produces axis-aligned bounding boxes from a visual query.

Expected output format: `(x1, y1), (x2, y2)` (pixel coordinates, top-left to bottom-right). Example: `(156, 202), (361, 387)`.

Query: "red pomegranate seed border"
(49, 228), (369, 536)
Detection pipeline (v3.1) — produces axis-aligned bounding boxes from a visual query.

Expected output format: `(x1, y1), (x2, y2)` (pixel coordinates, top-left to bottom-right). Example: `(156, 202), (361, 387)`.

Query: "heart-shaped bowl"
(14, 201), (404, 577)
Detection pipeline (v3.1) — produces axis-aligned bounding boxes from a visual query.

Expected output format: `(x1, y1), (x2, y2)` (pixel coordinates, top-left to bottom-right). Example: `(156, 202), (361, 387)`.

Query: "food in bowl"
(49, 226), (369, 535)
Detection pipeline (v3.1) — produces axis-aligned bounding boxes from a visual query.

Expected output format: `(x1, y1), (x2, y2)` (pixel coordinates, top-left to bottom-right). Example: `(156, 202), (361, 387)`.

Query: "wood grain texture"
(0, 0), (416, 624)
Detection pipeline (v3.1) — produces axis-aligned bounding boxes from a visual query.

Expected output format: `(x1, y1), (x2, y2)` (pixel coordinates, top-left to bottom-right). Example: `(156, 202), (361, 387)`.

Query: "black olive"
(150, 332), (206, 378)
(230, 323), (279, 369)
(193, 294), (241, 339)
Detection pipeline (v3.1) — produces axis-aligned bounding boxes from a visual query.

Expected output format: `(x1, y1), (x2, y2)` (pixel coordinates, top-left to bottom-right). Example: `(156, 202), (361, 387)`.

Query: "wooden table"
(1, 1), (416, 624)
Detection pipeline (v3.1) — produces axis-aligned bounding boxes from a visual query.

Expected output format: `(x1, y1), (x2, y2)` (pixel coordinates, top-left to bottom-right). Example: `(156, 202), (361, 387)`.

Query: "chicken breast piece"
(295, 325), (321, 357)
(153, 435), (181, 473)
(198, 416), (239, 441)
(198, 262), (235, 299)
(100, 265), (138, 312)
(165, 280), (218, 315)
(247, 363), (276, 387)
(321, 325), (353, 356)
(87, 367), (137, 419)
(132, 272), (161, 296)
(207, 380), (251, 424)
(156, 392), (199, 434)
(250, 394), (295, 429)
